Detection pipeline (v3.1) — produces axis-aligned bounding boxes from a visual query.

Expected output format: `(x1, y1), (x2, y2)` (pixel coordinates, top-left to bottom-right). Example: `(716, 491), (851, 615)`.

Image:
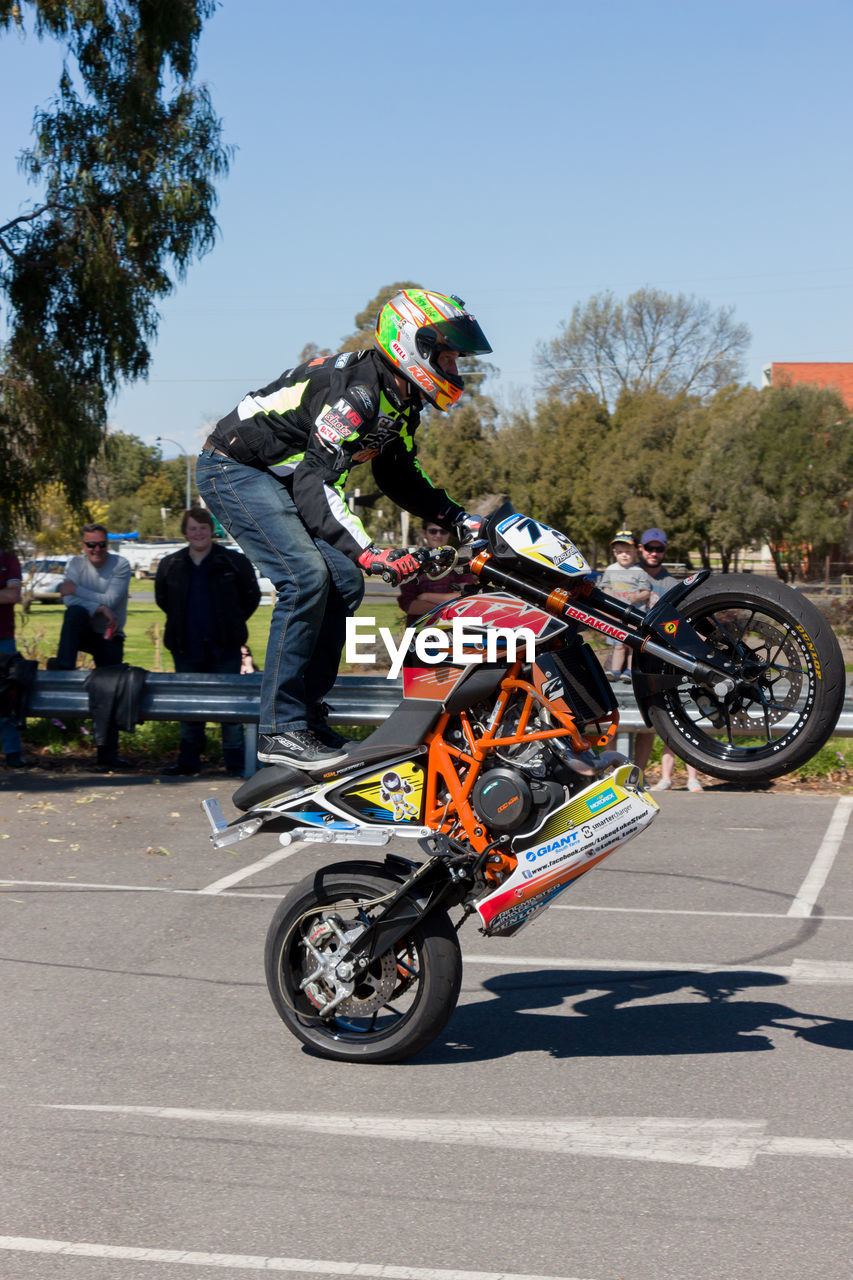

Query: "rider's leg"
(196, 450), (331, 736)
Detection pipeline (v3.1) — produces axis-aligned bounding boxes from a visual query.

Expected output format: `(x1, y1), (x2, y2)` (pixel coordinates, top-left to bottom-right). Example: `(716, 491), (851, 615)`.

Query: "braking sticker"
(564, 604), (629, 641)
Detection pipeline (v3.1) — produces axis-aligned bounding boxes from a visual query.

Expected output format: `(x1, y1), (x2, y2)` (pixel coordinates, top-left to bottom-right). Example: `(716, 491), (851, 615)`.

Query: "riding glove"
(358, 546), (421, 586)
(453, 512), (484, 544)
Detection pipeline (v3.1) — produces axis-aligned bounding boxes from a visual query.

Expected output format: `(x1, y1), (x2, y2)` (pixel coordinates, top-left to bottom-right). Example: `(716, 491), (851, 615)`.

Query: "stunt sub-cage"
(202, 506), (845, 1063)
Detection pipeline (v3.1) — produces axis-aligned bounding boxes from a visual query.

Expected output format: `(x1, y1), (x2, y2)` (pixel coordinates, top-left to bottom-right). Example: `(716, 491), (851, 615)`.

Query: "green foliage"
(89, 432), (162, 503)
(490, 393), (616, 556)
(416, 401), (501, 509)
(793, 738), (853, 782)
(340, 281), (420, 351)
(0, 0), (229, 530)
(750, 383), (853, 576)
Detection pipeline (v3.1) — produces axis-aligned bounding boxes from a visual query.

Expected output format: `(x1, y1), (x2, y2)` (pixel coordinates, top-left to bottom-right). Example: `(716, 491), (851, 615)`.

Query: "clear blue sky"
(2, 0), (852, 461)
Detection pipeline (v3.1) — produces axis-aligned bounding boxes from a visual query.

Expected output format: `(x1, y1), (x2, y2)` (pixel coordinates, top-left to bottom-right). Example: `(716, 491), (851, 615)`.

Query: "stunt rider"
(196, 288), (492, 770)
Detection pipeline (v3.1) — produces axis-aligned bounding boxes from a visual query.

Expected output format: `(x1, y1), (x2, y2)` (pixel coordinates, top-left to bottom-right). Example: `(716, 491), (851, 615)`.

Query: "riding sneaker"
(307, 701), (353, 750)
(257, 729), (348, 769)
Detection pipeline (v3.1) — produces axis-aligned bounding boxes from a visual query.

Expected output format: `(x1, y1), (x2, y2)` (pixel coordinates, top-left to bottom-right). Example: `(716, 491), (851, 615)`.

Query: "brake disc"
(301, 916), (397, 1017)
(722, 617), (805, 730)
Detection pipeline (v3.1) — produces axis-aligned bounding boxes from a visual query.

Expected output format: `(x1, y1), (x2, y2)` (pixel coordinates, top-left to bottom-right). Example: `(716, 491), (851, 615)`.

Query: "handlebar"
(365, 545), (459, 585)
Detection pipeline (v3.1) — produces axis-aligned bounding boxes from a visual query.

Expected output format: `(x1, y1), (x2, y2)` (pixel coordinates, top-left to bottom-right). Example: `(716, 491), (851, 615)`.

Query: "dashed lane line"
(463, 954), (853, 984)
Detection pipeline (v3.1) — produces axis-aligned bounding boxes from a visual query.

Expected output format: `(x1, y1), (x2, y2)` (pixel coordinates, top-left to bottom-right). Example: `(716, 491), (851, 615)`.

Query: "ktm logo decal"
(663, 620), (679, 635)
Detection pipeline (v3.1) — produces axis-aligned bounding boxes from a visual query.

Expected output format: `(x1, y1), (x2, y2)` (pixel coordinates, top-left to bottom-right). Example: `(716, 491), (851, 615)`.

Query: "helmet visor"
(416, 314), (492, 358)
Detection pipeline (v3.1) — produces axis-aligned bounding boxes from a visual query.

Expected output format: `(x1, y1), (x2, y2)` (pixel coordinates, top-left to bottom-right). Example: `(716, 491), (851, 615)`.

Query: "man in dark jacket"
(155, 507), (260, 776)
(195, 287), (491, 770)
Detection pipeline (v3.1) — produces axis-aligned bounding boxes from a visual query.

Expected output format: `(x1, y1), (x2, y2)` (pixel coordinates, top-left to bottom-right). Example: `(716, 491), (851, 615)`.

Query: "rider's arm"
(290, 398), (379, 561)
(372, 434), (460, 527)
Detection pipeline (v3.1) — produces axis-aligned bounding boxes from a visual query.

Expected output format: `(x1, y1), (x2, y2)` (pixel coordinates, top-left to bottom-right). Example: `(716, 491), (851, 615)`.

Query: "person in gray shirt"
(54, 523), (131, 669)
(53, 524), (132, 768)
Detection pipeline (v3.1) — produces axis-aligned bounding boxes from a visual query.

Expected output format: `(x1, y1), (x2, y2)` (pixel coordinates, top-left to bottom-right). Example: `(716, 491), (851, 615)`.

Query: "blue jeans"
(171, 649), (245, 769)
(195, 448), (364, 735)
(1, 636), (22, 755)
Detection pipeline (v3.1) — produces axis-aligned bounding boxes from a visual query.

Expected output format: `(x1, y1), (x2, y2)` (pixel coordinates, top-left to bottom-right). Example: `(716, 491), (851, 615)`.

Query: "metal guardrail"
(20, 669), (853, 774)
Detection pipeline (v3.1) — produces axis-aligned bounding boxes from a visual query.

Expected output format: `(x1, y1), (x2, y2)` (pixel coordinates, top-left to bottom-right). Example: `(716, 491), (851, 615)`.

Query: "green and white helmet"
(374, 289), (492, 411)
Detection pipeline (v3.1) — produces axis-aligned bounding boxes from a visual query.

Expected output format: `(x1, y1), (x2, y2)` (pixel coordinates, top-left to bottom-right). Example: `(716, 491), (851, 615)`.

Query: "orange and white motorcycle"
(202, 505), (844, 1062)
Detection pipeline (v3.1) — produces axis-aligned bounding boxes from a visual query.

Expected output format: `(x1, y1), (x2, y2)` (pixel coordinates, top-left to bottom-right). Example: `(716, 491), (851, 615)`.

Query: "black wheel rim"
(660, 597), (818, 763)
(278, 894), (425, 1048)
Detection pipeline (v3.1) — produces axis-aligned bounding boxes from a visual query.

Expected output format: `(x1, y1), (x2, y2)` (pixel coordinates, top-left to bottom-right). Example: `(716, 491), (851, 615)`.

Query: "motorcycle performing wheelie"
(202, 505), (845, 1063)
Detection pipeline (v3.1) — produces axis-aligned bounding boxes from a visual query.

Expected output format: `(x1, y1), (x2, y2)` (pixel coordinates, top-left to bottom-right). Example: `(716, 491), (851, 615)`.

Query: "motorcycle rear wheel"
(642, 575), (845, 784)
(264, 864), (463, 1064)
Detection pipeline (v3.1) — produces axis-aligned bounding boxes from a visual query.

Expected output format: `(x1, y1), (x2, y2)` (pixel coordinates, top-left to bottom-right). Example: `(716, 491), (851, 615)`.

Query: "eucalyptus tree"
(0, 0), (229, 529)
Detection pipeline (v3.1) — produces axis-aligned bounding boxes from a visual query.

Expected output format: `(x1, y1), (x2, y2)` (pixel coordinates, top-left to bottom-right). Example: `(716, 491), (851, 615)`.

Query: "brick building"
(762, 361), (853, 409)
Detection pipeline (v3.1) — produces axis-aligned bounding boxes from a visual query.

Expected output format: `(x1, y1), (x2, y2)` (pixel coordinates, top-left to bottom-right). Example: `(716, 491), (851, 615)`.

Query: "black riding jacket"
(154, 543), (260, 656)
(207, 349), (463, 561)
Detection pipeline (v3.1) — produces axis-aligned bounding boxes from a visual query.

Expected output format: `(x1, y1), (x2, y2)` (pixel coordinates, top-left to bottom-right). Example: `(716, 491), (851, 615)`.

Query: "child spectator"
(597, 530), (651, 681)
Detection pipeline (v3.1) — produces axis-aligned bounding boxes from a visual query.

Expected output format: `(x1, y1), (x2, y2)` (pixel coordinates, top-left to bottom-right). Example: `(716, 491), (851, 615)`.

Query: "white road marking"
(788, 795), (853, 917)
(0, 1237), (592, 1280)
(5, 879), (853, 921)
(44, 1105), (853, 1170)
(196, 843), (307, 895)
(464, 954), (853, 985)
(0, 878), (286, 899)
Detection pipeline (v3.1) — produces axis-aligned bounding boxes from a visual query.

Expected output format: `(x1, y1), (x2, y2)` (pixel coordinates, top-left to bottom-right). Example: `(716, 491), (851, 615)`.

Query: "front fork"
(471, 554), (737, 700)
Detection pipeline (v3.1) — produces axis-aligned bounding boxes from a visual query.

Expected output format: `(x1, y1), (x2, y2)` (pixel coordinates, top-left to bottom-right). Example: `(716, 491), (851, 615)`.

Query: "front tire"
(264, 864), (463, 1064)
(642, 575), (845, 784)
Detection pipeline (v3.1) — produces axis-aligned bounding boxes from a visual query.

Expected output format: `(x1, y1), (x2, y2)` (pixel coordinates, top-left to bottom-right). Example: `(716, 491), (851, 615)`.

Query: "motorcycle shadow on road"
(422, 968), (853, 1063)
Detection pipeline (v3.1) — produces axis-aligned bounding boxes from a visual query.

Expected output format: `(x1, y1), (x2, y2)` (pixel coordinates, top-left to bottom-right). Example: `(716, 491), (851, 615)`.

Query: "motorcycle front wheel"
(642, 574), (845, 784)
(264, 864), (463, 1064)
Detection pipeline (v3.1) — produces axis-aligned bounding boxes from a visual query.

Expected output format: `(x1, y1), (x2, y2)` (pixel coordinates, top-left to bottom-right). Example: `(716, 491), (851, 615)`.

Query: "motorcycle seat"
(232, 698), (443, 811)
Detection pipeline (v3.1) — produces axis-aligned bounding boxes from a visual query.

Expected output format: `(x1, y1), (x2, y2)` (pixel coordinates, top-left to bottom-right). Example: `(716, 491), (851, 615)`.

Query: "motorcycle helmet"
(374, 289), (492, 411)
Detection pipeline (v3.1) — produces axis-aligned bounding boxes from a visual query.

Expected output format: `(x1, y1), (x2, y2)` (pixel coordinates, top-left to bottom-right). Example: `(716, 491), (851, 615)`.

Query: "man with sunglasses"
(52, 525), (132, 767)
(55, 524), (131, 670)
(397, 520), (477, 625)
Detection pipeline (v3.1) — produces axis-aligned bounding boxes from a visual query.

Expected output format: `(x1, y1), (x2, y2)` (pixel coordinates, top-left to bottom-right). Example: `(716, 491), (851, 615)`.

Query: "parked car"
(117, 541), (184, 579)
(20, 556), (71, 603)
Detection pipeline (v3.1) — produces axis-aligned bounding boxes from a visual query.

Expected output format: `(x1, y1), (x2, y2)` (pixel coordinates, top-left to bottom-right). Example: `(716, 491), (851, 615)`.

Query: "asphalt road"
(1, 772), (852, 1280)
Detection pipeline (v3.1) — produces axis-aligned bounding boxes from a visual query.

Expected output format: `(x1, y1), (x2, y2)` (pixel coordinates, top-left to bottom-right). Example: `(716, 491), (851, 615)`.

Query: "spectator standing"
(398, 521), (476, 625)
(0, 518), (28, 768)
(53, 524), (131, 768)
(155, 508), (261, 776)
(633, 528), (703, 792)
(597, 530), (651, 680)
